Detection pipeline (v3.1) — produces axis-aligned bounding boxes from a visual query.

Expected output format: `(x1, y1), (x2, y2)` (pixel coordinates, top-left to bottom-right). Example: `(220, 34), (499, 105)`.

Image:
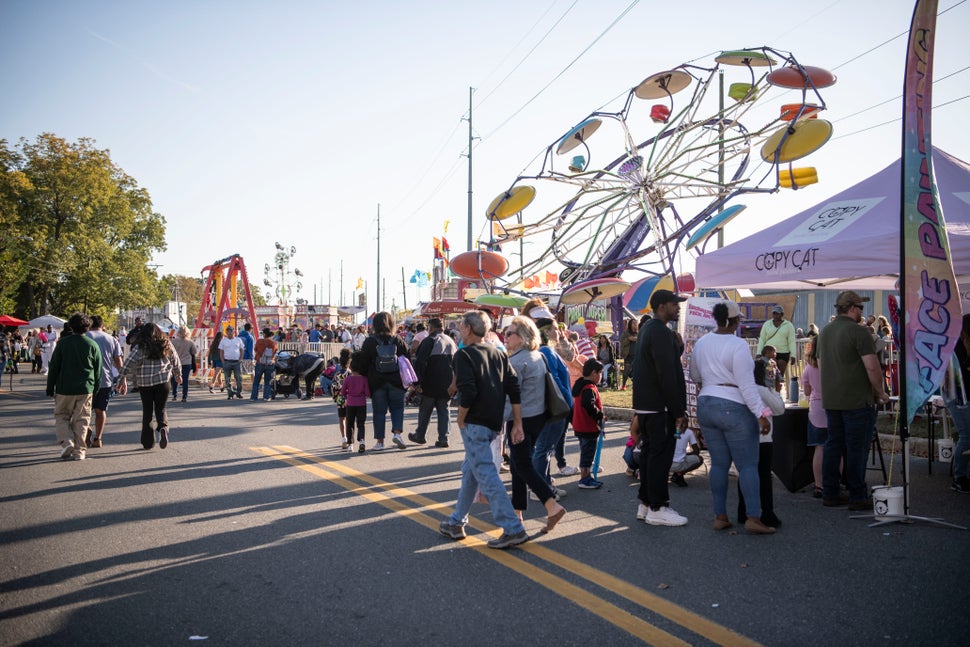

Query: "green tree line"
(1, 133), (264, 326)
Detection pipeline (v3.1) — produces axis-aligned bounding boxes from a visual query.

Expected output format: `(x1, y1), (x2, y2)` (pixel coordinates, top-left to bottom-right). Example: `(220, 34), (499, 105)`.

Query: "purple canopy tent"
(694, 147), (970, 303)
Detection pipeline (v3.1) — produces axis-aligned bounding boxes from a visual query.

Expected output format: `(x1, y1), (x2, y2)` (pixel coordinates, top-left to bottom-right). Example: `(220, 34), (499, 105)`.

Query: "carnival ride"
(195, 254), (258, 334)
(459, 47), (837, 306)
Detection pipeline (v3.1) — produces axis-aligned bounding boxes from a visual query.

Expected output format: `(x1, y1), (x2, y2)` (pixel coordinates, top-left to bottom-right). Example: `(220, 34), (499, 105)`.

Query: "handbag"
(757, 384), (786, 416)
(540, 354), (572, 421)
(398, 355), (418, 388)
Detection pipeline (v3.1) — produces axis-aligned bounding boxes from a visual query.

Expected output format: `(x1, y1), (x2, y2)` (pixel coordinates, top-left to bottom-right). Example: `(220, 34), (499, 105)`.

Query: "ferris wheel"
(466, 47), (837, 299)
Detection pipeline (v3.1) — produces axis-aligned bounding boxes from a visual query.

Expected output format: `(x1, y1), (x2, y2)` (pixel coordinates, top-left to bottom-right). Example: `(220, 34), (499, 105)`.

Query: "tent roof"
(26, 314), (66, 329)
(694, 147), (970, 293)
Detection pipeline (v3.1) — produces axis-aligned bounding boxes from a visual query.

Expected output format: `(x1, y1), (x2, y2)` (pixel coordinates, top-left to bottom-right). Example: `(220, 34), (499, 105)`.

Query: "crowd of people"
(16, 289), (970, 546)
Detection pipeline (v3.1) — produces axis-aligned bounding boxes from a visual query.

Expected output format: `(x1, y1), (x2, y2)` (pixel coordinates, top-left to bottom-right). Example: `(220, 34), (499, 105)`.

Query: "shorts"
(211, 357), (223, 369)
(806, 421), (828, 447)
(337, 405), (347, 418)
(775, 352), (791, 364)
(92, 386), (113, 411)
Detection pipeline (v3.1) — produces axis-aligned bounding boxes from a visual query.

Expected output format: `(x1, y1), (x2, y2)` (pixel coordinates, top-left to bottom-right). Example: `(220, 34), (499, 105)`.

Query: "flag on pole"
(356, 277), (364, 290)
(900, 0), (963, 424)
(441, 237), (450, 252)
(443, 220), (450, 234)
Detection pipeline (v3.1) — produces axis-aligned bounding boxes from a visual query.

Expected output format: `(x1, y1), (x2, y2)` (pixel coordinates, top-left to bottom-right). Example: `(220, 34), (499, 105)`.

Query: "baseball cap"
(649, 289), (687, 310)
(723, 300), (742, 319)
(771, 305), (784, 314)
(528, 306), (555, 320)
(835, 290), (870, 308)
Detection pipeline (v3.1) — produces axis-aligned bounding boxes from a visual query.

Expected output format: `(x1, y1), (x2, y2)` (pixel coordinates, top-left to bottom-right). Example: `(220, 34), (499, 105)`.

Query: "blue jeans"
(170, 364), (191, 400)
(947, 401), (970, 481)
(448, 423), (525, 535)
(414, 394), (450, 443)
(823, 406), (876, 501)
(697, 395), (762, 518)
(533, 418), (567, 485)
(251, 363), (275, 400)
(223, 360), (242, 395)
(371, 382), (405, 440)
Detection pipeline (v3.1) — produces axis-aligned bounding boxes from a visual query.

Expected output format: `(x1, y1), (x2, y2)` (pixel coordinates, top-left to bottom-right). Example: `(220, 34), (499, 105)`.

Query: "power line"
(831, 94), (969, 140)
(473, 0), (579, 111)
(481, 0), (641, 142)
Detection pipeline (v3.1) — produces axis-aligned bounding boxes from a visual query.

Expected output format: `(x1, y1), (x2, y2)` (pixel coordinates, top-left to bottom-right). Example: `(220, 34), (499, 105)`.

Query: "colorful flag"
(443, 220), (450, 234)
(900, 0), (962, 423)
(433, 237), (442, 259)
(355, 277), (364, 290)
(441, 237), (450, 252)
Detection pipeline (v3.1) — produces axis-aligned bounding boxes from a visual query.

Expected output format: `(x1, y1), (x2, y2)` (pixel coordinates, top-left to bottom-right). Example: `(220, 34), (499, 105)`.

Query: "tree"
(0, 134), (166, 317)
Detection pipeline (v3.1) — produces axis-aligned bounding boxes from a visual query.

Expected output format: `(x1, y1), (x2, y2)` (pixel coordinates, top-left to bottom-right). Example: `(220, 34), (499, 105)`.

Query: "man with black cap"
(632, 288), (689, 526)
(817, 290), (890, 510)
(757, 305), (796, 379)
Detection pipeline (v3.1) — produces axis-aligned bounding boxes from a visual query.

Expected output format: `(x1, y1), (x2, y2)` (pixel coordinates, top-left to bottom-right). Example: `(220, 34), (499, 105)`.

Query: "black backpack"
(374, 337), (398, 374)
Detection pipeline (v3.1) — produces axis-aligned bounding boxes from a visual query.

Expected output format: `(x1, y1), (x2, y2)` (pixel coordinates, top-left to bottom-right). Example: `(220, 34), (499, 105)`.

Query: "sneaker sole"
(487, 534), (529, 549)
(392, 438), (406, 449)
(645, 518), (687, 527)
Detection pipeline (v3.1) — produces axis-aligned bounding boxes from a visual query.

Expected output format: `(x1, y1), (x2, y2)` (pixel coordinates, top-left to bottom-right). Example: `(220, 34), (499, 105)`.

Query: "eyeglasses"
(505, 330), (519, 337)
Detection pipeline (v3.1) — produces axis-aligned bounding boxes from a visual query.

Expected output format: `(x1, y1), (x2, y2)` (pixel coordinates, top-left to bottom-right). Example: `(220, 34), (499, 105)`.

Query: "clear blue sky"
(3, 1), (968, 313)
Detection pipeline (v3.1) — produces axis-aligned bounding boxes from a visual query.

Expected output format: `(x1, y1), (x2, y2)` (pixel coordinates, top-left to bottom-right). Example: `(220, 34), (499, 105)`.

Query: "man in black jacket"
(632, 289), (689, 527)
(439, 310), (528, 549)
(408, 318), (456, 447)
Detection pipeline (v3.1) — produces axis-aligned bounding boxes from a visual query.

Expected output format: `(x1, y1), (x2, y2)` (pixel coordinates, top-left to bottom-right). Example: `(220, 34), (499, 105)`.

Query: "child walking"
(331, 348), (352, 448)
(340, 351), (371, 454)
(572, 359), (605, 489)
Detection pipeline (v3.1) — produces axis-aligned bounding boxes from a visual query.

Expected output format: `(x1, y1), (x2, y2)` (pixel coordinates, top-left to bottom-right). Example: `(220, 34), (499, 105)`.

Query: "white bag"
(758, 385), (786, 416)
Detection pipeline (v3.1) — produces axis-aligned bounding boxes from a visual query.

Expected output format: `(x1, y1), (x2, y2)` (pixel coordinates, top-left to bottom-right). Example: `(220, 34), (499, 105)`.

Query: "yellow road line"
(254, 445), (760, 647)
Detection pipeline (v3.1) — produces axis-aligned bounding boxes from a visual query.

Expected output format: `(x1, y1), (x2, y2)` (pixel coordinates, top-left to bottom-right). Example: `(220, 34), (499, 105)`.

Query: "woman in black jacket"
(361, 311), (409, 451)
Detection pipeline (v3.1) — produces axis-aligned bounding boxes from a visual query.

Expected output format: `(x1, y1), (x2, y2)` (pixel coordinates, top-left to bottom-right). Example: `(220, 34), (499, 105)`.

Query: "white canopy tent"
(695, 147), (970, 303)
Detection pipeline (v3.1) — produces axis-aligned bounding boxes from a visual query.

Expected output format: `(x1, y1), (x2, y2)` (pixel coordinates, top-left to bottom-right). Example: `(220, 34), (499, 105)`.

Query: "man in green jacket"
(46, 313), (102, 461)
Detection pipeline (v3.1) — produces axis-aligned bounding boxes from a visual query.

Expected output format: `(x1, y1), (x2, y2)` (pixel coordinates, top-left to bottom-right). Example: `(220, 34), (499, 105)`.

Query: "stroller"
(271, 351), (299, 399)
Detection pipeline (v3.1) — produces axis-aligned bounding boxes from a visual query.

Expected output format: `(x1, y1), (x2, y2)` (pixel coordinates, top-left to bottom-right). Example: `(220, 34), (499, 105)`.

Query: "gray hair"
(508, 315), (540, 351)
(462, 310), (490, 337)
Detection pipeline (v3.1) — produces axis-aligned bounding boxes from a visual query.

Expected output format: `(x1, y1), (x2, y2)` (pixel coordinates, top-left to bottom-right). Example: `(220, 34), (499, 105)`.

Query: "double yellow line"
(253, 445), (760, 647)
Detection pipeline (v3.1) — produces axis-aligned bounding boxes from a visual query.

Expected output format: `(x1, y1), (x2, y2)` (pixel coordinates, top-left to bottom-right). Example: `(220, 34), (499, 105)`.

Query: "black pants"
(506, 414), (554, 510)
(139, 382), (170, 433)
(298, 366), (324, 398)
(346, 405), (366, 443)
(637, 412), (676, 509)
(738, 442), (776, 521)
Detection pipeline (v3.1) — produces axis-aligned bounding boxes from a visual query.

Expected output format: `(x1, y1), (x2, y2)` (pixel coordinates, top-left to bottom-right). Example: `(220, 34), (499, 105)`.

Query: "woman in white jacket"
(689, 301), (776, 535)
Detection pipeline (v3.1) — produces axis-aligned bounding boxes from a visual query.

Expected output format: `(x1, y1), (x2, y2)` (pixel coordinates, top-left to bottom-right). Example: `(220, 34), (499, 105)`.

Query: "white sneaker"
(529, 487), (566, 502)
(391, 433), (406, 450)
(645, 506), (688, 527)
(557, 465), (580, 477)
(636, 503), (649, 521)
(373, 441), (385, 451)
(60, 441), (74, 460)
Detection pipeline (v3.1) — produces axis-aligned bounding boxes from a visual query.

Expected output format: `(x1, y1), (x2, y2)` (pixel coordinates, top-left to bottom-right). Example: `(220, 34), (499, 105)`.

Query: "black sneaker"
(159, 427), (169, 449)
(141, 428), (154, 450)
(951, 478), (970, 493)
(670, 473), (688, 487)
(434, 440), (450, 448)
(407, 432), (426, 445)
(487, 530), (529, 549)
(439, 520), (466, 540)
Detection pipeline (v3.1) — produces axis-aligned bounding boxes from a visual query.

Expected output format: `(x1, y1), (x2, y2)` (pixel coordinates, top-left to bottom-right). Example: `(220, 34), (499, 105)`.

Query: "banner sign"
(901, 0), (963, 423)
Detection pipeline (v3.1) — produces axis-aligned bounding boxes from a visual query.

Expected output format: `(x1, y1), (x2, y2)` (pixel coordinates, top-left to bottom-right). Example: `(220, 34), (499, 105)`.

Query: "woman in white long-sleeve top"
(689, 301), (776, 535)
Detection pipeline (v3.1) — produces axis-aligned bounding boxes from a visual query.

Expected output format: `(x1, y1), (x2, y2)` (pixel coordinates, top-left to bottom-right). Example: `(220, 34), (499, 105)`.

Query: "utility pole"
(463, 87), (476, 251)
(401, 267), (407, 311)
(376, 204), (381, 314)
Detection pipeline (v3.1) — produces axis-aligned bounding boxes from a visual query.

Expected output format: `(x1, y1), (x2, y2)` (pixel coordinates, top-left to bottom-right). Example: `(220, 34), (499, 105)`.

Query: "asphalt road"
(2, 371), (969, 646)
